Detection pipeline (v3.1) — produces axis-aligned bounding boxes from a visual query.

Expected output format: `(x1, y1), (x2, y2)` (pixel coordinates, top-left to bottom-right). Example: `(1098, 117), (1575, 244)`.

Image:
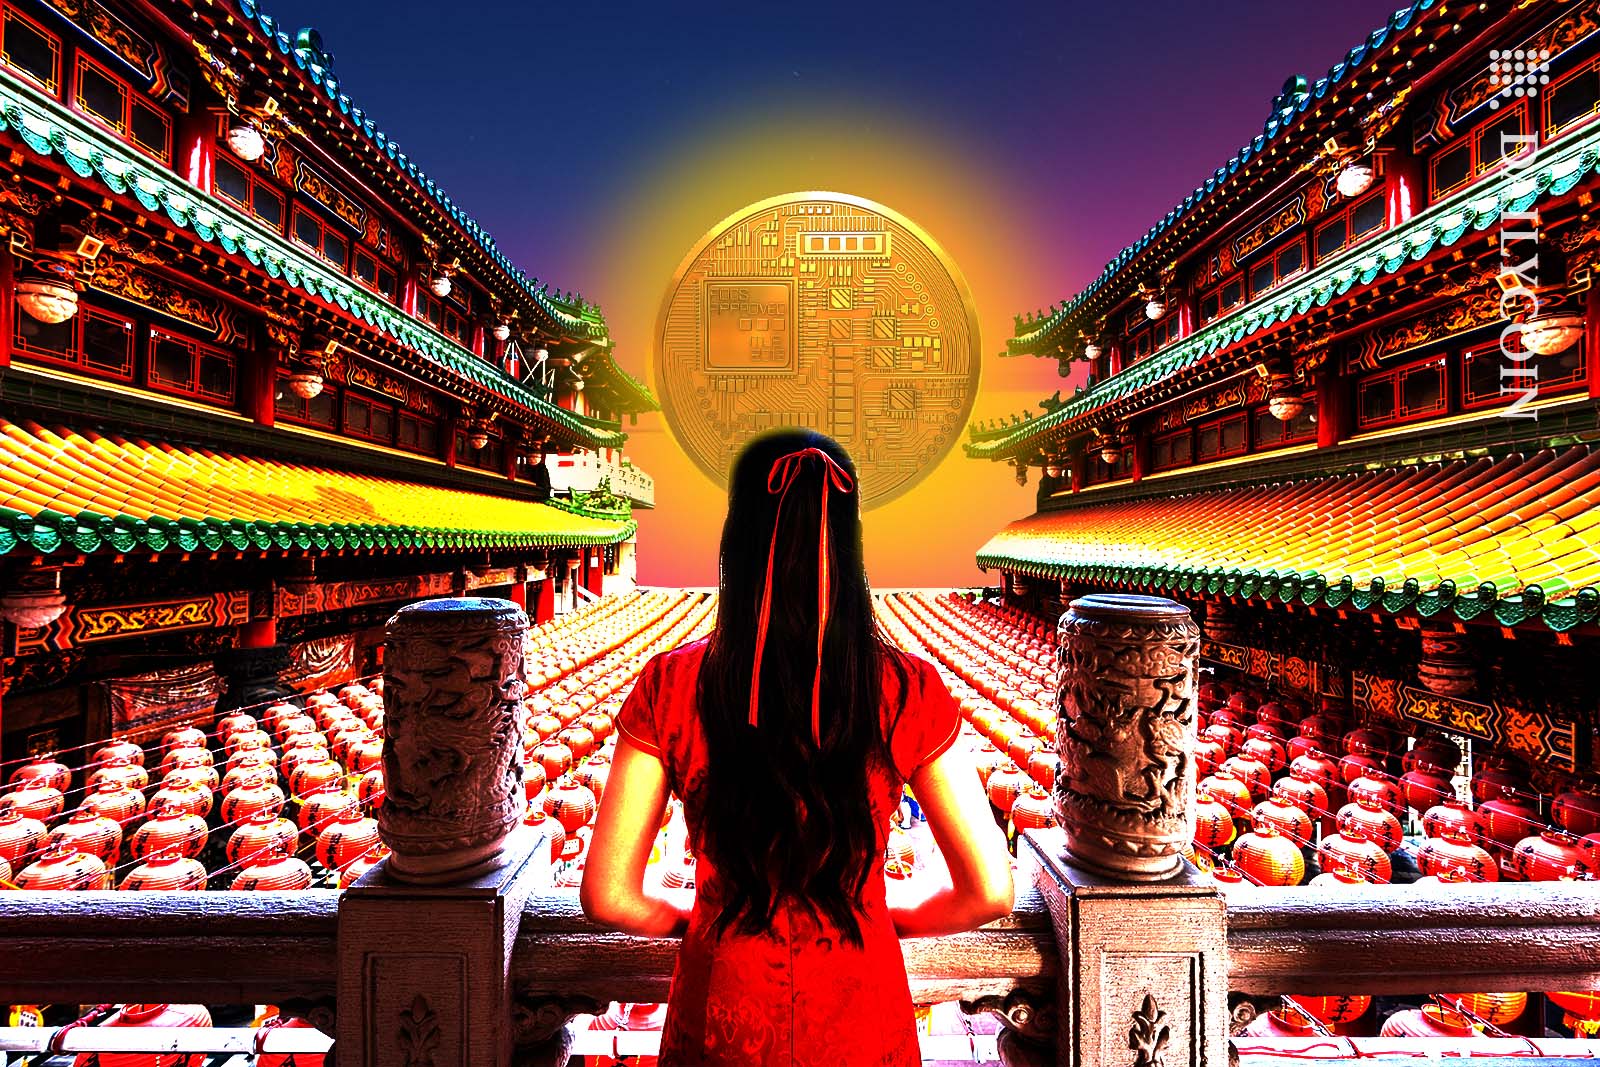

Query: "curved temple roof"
(0, 420), (635, 557)
(232, 0), (608, 343)
(0, 79), (627, 449)
(976, 447), (1600, 633)
(1007, 0), (1442, 357)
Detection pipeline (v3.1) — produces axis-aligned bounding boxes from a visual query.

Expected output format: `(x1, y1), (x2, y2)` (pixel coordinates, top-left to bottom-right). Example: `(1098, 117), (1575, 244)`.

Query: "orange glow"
(582, 96), (1071, 587)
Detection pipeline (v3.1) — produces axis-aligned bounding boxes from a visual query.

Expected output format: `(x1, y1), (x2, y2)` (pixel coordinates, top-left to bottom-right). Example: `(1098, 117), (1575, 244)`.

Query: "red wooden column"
(177, 109), (215, 193)
(506, 566), (528, 611)
(1586, 286), (1600, 400)
(584, 548), (604, 596)
(244, 338), (278, 427)
(239, 617), (277, 647)
(534, 576), (555, 624)
(0, 247), (13, 371)
(1316, 365), (1348, 448)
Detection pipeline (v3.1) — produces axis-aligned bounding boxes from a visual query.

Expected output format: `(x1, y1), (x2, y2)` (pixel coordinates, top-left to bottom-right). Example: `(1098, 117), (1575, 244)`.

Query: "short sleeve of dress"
(615, 653), (664, 758)
(897, 657), (963, 776)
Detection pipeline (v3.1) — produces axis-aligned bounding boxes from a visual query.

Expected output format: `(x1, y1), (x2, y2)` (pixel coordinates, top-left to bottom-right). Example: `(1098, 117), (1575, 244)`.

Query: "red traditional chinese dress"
(615, 636), (962, 1067)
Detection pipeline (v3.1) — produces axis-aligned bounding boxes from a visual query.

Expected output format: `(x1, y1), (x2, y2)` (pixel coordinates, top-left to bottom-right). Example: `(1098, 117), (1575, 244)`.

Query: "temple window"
(1430, 102), (1528, 201)
(1199, 275), (1245, 324)
(1462, 340), (1586, 410)
(397, 411), (440, 456)
(343, 392), (397, 445)
(418, 290), (467, 343)
(1151, 429), (1193, 471)
(148, 328), (235, 403)
(353, 247), (399, 301)
(1252, 404), (1316, 449)
(275, 374), (339, 428)
(1246, 239), (1306, 300)
(292, 206), (350, 270)
(1313, 190), (1386, 264)
(1, 5), (59, 93)
(1195, 411), (1248, 461)
(1356, 354), (1448, 430)
(1545, 59), (1600, 138)
(71, 54), (169, 163)
(12, 303), (134, 381)
(215, 156), (285, 233)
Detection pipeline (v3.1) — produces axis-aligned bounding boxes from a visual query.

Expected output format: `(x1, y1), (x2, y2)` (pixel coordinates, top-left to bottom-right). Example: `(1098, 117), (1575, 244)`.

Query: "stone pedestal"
(1024, 830), (1228, 1067)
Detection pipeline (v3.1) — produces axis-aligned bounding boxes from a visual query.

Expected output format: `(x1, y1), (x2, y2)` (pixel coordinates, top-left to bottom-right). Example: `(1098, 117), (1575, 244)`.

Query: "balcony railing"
(1, 596), (1597, 1065)
(547, 452), (654, 507)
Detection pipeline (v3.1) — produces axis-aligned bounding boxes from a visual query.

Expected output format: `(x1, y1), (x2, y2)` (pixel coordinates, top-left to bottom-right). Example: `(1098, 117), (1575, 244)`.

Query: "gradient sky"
(259, 0), (1404, 587)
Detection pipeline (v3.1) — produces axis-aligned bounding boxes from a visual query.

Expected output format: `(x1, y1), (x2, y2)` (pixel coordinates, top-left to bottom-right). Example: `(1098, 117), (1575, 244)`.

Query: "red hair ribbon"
(747, 446), (856, 745)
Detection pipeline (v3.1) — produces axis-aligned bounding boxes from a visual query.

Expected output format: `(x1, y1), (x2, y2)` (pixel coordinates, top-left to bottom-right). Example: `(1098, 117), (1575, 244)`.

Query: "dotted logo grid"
(1489, 49), (1552, 109)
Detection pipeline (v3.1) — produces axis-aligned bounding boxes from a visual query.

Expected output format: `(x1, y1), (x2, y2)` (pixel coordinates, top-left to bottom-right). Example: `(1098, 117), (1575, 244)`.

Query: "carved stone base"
(1023, 828), (1227, 1067)
(338, 829), (541, 1067)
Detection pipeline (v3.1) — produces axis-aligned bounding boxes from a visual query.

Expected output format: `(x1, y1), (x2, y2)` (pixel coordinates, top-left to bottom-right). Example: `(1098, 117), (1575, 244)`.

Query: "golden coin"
(655, 192), (980, 508)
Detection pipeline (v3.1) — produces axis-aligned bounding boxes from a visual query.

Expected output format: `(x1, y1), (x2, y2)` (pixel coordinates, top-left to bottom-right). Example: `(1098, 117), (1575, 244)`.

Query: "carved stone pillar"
(339, 597), (540, 1067)
(1054, 594), (1200, 880)
(1032, 593), (1227, 1067)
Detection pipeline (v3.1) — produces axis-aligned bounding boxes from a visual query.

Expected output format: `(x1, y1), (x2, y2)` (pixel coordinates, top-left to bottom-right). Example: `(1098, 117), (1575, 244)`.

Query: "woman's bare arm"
(579, 737), (693, 937)
(887, 745), (1015, 937)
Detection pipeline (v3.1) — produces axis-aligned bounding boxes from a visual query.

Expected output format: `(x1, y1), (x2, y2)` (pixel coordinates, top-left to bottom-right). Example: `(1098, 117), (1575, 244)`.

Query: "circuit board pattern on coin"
(655, 192), (981, 508)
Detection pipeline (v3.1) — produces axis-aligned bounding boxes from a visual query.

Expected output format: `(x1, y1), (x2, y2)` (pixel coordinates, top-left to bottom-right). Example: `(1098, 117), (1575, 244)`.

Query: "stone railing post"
(338, 598), (543, 1067)
(1023, 593), (1228, 1067)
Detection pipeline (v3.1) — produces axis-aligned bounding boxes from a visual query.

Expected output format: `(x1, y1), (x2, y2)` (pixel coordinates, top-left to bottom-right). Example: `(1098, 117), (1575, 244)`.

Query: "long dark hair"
(695, 428), (909, 945)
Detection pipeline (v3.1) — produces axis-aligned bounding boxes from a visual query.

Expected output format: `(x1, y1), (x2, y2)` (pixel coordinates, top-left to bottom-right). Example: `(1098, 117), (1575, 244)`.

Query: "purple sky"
(253, 0), (1406, 317)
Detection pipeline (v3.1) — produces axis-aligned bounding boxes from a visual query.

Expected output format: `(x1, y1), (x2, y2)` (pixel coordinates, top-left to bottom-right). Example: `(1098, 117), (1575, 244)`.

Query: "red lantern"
(557, 725), (597, 762)
(1198, 771), (1254, 821)
(358, 768), (386, 809)
(1193, 790), (1236, 850)
(121, 851), (208, 890)
(224, 729), (274, 758)
(1219, 754), (1270, 802)
(1202, 722), (1242, 756)
(346, 737), (383, 774)
(1549, 991), (1600, 1033)
(1233, 825), (1305, 886)
(132, 805), (209, 859)
(82, 782), (146, 826)
(1442, 992), (1526, 1026)
(148, 781), (213, 820)
(973, 746), (1007, 787)
(1416, 829), (1498, 882)
(1336, 795), (1403, 853)
(1274, 771), (1334, 835)
(1404, 736), (1460, 776)
(92, 739), (144, 767)
(223, 773), (287, 824)
(160, 744), (215, 774)
(574, 757), (610, 806)
(1, 783), (65, 821)
(1252, 795), (1313, 847)
(297, 788), (359, 836)
(533, 739), (575, 781)
(288, 756), (346, 799)
(0, 808), (47, 866)
(17, 844), (111, 889)
(1193, 734), (1226, 779)
(524, 808), (567, 863)
(1553, 780), (1600, 837)
(1470, 761), (1528, 805)
(234, 849), (314, 890)
(1379, 1004), (1476, 1039)
(1347, 774), (1404, 820)
(1511, 830), (1585, 882)
(1027, 749), (1057, 790)
(1011, 785), (1054, 830)
(1478, 789), (1542, 852)
(10, 756), (70, 792)
(45, 808), (122, 864)
(162, 725), (208, 754)
(339, 846), (390, 888)
(1289, 752), (1342, 805)
(227, 811), (300, 866)
(1398, 767), (1455, 814)
(1316, 829), (1392, 883)
(986, 763), (1030, 814)
(77, 1003), (212, 1067)
(89, 756), (153, 792)
(315, 810), (381, 871)
(885, 828), (917, 867)
(544, 777), (598, 834)
(1288, 995), (1371, 1025)
(162, 751), (220, 793)
(216, 712), (259, 741)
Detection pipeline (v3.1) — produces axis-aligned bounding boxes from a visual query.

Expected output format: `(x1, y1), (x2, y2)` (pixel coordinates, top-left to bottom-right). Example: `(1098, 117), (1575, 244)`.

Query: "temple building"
(0, 0), (655, 761)
(972, 1), (1600, 816)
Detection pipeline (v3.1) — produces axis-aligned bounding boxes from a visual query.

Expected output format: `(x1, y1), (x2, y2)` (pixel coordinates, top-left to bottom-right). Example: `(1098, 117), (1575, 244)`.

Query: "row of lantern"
(519, 590), (717, 887)
(874, 594), (1060, 839)
(0, 680), (392, 892)
(1244, 991), (1600, 1042)
(1189, 675), (1599, 887)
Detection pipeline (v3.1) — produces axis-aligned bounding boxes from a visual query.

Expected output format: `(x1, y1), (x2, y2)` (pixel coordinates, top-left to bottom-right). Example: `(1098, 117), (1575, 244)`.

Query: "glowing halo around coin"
(654, 191), (981, 509)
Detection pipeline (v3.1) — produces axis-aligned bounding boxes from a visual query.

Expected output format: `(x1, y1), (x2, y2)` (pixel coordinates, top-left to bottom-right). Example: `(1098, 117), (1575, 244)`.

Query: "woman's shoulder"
(640, 635), (711, 680)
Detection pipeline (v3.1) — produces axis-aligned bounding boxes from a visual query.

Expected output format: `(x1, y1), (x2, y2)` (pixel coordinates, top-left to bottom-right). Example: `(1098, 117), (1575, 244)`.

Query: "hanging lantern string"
(0, 671), (386, 773)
